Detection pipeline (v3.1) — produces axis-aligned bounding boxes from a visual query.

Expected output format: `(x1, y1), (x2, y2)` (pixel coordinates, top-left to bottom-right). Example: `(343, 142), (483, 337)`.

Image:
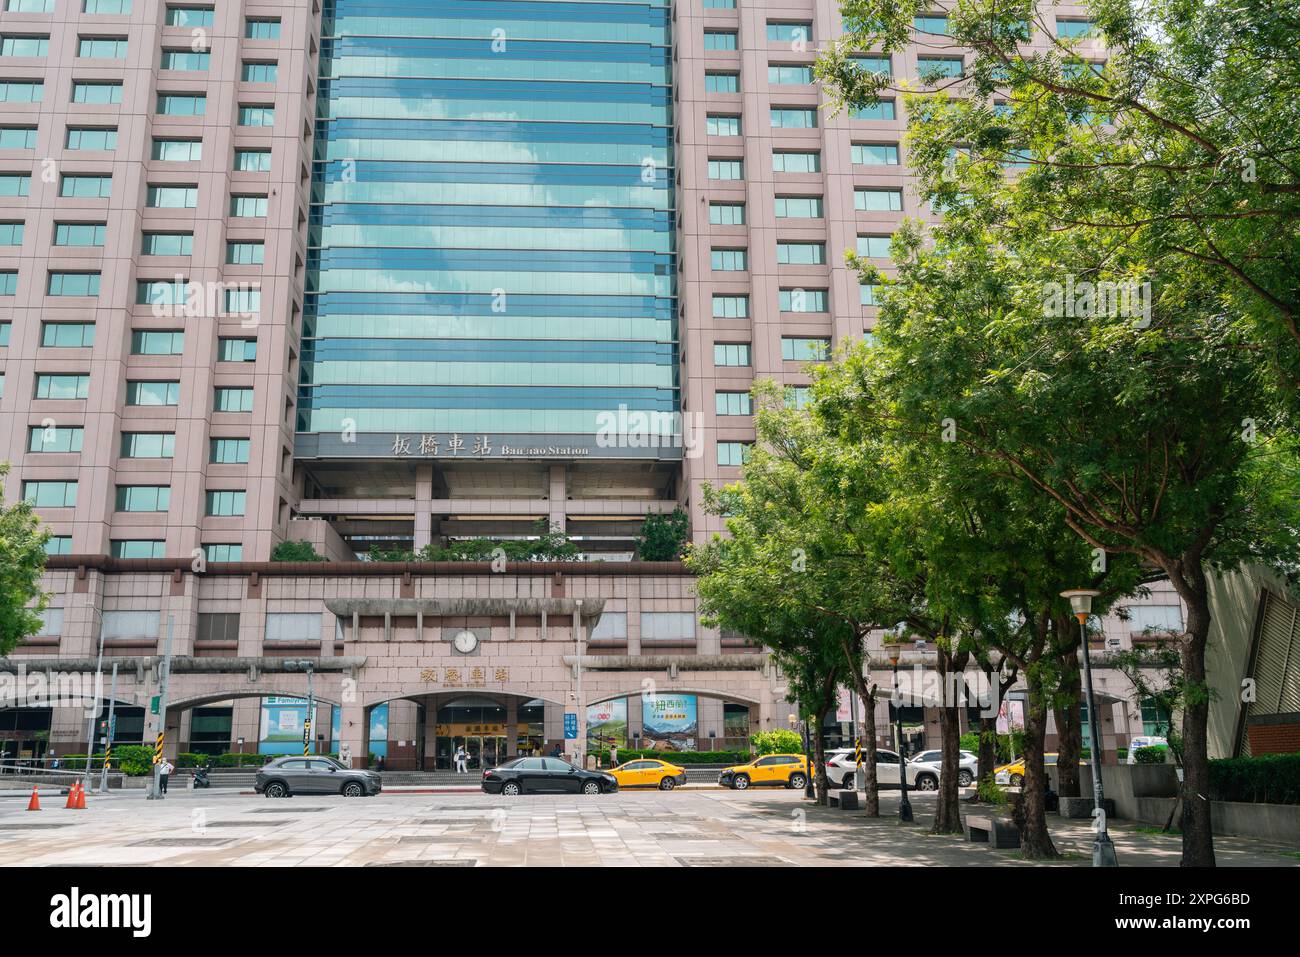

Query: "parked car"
(254, 756), (382, 798)
(910, 749), (979, 787)
(608, 758), (687, 790)
(994, 753), (1059, 787)
(825, 747), (935, 789)
(481, 756), (618, 795)
(718, 754), (810, 791)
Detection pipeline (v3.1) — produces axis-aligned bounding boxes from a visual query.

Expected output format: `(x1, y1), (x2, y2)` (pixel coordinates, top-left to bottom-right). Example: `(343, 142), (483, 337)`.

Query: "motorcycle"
(193, 765), (212, 789)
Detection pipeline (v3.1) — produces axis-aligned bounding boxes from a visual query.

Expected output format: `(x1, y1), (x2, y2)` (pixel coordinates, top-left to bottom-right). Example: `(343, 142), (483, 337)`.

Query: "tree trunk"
(977, 714), (999, 791)
(841, 632), (879, 817)
(812, 708), (829, 805)
(1019, 668), (1059, 859)
(931, 649), (968, 834)
(858, 684), (880, 817)
(1054, 652), (1083, 798)
(1178, 568), (1216, 867)
(932, 700), (964, 833)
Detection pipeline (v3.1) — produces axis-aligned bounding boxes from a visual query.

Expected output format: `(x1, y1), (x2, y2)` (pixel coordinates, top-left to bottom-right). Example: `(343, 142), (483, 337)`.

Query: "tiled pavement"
(0, 789), (1296, 867)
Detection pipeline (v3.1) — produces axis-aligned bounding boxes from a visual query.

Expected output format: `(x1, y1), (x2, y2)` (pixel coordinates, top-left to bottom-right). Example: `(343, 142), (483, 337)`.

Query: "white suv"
(909, 749), (979, 788)
(825, 747), (932, 790)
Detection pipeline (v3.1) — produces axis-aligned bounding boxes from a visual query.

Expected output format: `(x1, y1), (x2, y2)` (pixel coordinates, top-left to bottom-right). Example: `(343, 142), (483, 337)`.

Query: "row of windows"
(707, 236), (891, 271)
(707, 283), (882, 319)
(0, 77), (279, 121)
(700, 15), (1095, 47)
(28, 427), (251, 463)
(0, 270), (265, 303)
(23, 481), (248, 517)
(0, 221), (266, 258)
(31, 374), (255, 410)
(707, 143), (899, 181)
(0, 172), (269, 215)
(0, 10), (279, 36)
(2, 322), (257, 360)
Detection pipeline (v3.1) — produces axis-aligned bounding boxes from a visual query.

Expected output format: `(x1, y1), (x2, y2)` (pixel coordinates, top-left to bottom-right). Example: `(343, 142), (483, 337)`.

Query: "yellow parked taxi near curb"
(718, 753), (811, 791)
(607, 758), (688, 790)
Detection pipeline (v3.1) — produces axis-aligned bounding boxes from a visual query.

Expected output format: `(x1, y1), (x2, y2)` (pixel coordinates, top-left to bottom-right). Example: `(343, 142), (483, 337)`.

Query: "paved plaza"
(1, 788), (1296, 867)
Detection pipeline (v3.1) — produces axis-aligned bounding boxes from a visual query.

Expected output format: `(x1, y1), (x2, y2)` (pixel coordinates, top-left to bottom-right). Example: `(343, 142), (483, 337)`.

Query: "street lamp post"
(81, 607), (106, 794)
(1061, 589), (1118, 867)
(888, 645), (913, 823)
(574, 599), (585, 768)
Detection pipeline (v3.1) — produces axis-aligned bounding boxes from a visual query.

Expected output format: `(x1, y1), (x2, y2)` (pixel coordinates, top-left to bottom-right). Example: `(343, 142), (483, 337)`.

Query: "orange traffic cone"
(64, 781), (80, 809)
(75, 782), (87, 809)
(26, 787), (40, 811)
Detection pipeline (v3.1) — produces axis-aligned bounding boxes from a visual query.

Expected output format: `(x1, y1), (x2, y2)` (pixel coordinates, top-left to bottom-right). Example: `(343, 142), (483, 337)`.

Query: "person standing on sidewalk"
(159, 758), (175, 794)
(454, 746), (468, 773)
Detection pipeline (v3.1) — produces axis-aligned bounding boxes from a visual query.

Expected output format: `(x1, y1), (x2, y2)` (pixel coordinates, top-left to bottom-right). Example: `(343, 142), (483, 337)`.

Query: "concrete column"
(505, 697), (519, 757)
(548, 464), (567, 532)
(340, 702), (367, 768)
(698, 695), (724, 749)
(422, 695), (440, 769)
(414, 464), (434, 550)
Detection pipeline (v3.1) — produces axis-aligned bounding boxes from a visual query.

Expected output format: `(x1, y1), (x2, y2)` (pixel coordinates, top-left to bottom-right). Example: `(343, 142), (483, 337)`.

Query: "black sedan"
(482, 756), (618, 795)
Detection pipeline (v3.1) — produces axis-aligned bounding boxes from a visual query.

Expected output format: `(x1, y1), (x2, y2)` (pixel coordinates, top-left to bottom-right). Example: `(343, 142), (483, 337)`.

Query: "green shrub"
(1209, 753), (1300, 805)
(271, 540), (325, 562)
(1134, 745), (1168, 764)
(750, 729), (803, 755)
(596, 749), (750, 765)
(960, 729), (1025, 763)
(976, 773), (1009, 805)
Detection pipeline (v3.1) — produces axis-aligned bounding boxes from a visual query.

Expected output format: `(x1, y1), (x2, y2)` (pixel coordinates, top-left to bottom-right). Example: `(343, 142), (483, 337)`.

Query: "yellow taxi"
(607, 758), (688, 790)
(994, 753), (1058, 787)
(718, 753), (811, 791)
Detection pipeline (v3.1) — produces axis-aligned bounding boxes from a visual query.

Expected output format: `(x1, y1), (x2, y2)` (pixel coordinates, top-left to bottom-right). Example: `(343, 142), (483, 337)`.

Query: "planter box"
(1060, 796), (1116, 819)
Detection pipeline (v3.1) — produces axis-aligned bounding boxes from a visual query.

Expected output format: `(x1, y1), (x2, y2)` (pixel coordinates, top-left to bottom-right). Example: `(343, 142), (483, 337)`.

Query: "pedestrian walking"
(454, 745), (469, 773)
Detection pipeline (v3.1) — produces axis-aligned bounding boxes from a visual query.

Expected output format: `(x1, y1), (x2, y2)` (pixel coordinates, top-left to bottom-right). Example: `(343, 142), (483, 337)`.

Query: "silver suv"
(254, 756), (382, 798)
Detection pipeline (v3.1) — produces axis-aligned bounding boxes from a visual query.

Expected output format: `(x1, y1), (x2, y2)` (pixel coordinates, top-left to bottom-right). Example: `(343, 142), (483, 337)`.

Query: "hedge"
(1209, 753), (1300, 805)
(591, 749), (751, 765)
(57, 746), (154, 776)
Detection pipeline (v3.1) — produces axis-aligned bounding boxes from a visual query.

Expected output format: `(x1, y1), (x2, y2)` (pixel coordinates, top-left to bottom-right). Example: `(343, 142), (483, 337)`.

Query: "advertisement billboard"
(587, 698), (627, 752)
(641, 694), (697, 751)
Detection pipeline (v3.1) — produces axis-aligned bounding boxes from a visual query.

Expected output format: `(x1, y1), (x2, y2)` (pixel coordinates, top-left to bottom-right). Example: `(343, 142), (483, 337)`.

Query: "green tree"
(270, 540), (325, 562)
(635, 507), (690, 561)
(834, 208), (1299, 864)
(0, 463), (50, 657)
(820, 0), (1300, 394)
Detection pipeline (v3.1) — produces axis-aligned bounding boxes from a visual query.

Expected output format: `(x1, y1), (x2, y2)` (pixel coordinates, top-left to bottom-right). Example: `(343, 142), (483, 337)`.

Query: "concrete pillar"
(422, 695), (440, 769)
(414, 464), (434, 550)
(340, 702), (367, 768)
(548, 464), (566, 532)
(543, 700), (563, 752)
(505, 697), (519, 757)
(698, 696), (724, 749)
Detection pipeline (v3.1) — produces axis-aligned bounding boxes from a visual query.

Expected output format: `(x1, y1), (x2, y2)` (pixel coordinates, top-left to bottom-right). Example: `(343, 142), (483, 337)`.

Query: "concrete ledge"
(1060, 797), (1116, 819)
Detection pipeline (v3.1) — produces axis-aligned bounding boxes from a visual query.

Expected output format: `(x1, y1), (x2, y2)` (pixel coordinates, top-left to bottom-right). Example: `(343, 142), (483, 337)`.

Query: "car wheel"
(342, 781), (364, 797)
(916, 774), (939, 791)
(733, 774), (750, 791)
(659, 776), (676, 790)
(502, 781), (521, 796)
(788, 772), (808, 790)
(1010, 773), (1024, 788)
(582, 781), (601, 795)
(958, 770), (974, 787)
(264, 781), (288, 798)
(841, 774), (857, 790)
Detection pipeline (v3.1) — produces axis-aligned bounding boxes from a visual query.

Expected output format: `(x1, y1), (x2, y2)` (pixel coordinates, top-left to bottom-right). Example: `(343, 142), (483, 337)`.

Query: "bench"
(827, 790), (860, 810)
(965, 814), (1021, 849)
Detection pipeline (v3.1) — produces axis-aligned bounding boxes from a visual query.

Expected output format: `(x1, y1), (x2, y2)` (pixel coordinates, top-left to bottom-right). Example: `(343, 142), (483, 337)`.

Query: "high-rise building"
(0, 1), (1196, 770)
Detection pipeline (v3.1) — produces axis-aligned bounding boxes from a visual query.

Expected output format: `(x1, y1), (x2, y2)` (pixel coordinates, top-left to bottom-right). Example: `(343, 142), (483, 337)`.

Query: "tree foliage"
(635, 507), (690, 561)
(0, 463), (50, 656)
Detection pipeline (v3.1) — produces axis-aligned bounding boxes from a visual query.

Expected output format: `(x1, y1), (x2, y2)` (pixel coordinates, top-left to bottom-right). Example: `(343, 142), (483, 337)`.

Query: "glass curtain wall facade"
(303, 0), (678, 451)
